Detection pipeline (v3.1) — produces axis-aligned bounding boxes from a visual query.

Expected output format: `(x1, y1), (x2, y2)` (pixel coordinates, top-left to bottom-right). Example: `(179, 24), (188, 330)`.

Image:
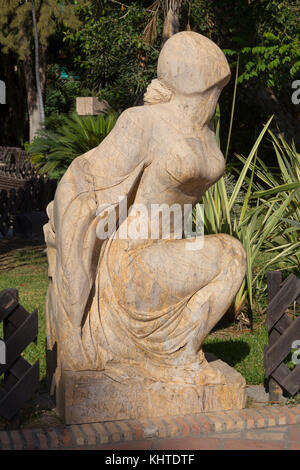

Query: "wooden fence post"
(266, 271), (284, 402)
(265, 272), (300, 401)
(0, 289), (39, 421)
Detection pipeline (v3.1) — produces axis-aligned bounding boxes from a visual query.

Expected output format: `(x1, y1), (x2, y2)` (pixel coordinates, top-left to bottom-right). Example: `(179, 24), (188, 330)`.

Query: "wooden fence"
(0, 289), (39, 421)
(265, 271), (300, 401)
(0, 146), (35, 181)
(0, 147), (57, 237)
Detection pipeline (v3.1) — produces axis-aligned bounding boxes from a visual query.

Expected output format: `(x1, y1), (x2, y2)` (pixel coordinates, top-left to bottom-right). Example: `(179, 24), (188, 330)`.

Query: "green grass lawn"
(203, 326), (268, 385)
(0, 240), (270, 386)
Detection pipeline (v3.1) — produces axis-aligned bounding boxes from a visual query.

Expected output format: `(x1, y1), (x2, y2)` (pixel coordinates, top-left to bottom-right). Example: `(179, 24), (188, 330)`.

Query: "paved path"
(1, 404), (300, 450)
(78, 424), (300, 450)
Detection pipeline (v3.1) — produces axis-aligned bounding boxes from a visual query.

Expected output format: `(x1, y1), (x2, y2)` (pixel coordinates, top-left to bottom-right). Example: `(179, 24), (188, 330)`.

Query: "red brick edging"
(1, 405), (300, 450)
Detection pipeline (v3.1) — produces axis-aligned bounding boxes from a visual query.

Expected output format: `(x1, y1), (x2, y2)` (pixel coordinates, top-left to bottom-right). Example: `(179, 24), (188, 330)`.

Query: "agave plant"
(193, 56), (300, 323)
(199, 117), (271, 317)
(238, 132), (300, 274)
(28, 112), (118, 180)
(196, 119), (300, 323)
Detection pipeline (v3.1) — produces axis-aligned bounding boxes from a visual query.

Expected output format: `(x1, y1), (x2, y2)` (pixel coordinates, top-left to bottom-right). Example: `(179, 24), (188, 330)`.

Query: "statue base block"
(55, 354), (247, 424)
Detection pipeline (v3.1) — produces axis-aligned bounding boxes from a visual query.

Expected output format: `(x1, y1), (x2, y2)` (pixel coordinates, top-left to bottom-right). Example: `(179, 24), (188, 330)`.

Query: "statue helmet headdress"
(157, 31), (231, 95)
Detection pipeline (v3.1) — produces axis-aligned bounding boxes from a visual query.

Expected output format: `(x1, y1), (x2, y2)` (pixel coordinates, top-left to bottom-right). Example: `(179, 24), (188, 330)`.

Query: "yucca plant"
(198, 119), (300, 324)
(194, 59), (300, 324)
(238, 132), (300, 273)
(200, 117), (270, 318)
(28, 112), (118, 180)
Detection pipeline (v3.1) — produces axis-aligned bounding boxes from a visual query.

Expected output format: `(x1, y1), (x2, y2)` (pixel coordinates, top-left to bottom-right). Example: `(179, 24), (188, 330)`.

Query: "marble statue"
(44, 31), (247, 424)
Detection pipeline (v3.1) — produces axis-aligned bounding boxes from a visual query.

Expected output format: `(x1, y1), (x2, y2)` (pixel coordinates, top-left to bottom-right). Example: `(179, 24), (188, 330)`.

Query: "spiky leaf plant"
(29, 112), (118, 179)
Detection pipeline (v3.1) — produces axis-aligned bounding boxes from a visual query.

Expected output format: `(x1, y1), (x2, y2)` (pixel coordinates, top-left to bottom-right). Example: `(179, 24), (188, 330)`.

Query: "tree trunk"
(22, 42), (47, 142)
(39, 43), (47, 103)
(31, 0), (45, 125)
(23, 54), (41, 142)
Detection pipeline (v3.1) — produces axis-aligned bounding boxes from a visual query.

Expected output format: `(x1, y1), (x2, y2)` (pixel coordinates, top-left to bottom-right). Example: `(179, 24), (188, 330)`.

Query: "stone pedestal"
(55, 354), (246, 425)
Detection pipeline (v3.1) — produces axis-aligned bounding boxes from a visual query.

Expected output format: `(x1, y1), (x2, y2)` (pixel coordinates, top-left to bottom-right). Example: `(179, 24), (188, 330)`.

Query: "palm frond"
(28, 112), (118, 179)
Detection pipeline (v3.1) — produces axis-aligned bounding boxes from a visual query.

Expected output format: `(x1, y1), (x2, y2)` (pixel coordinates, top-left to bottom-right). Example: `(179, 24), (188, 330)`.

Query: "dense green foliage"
(1, 0), (299, 148)
(191, 0), (300, 92)
(44, 64), (83, 117)
(58, 0), (300, 158)
(0, 0), (82, 143)
(63, 1), (162, 110)
(0, 0), (80, 59)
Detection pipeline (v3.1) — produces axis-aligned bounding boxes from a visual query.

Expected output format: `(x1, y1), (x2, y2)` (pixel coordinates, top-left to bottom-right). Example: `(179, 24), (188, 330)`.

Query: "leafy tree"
(63, 0), (299, 152)
(44, 63), (91, 117)
(0, 0), (81, 141)
(63, 1), (163, 110)
(190, 0), (300, 149)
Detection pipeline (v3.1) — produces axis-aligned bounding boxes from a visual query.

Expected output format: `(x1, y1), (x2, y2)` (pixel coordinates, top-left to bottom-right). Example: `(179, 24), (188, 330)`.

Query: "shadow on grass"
(203, 340), (250, 367)
(0, 238), (47, 272)
(0, 238), (45, 256)
(0, 376), (58, 430)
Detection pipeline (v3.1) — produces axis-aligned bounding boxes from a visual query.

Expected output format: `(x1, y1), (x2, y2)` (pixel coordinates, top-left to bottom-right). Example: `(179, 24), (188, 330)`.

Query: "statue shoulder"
(116, 105), (153, 134)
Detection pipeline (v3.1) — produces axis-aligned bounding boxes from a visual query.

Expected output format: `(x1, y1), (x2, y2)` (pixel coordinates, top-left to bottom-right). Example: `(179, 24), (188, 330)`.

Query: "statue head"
(157, 31), (231, 96)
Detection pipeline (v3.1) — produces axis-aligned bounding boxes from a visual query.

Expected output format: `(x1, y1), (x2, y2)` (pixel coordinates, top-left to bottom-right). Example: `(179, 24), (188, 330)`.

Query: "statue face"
(157, 31), (231, 97)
